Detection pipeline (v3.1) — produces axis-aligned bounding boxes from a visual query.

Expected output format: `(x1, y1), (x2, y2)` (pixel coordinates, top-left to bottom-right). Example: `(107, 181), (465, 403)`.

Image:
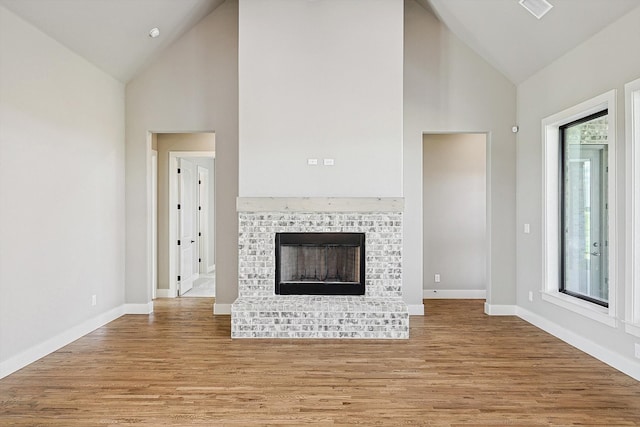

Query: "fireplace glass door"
(275, 233), (365, 295)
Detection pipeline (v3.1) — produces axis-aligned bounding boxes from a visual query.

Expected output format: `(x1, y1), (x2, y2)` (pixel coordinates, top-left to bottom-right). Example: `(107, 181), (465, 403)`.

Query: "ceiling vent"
(519, 0), (553, 19)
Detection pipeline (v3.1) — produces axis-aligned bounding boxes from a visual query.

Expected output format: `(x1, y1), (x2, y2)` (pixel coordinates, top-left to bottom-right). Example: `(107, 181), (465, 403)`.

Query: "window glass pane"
(562, 112), (609, 306)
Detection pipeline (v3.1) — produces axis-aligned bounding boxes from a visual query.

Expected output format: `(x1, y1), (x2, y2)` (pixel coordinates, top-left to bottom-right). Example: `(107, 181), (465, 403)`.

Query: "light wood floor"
(1, 299), (639, 426)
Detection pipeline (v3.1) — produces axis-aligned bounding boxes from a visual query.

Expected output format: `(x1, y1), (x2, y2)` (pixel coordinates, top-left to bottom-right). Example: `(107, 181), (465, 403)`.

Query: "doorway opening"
(151, 132), (216, 298)
(422, 133), (487, 299)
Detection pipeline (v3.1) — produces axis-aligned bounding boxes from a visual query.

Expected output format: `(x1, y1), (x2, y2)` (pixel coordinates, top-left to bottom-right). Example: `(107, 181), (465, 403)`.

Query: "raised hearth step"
(231, 296), (409, 339)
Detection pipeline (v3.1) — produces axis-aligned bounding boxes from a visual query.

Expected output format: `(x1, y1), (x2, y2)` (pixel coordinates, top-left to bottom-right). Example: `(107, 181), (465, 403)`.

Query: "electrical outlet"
(92, 295), (97, 306)
(524, 223), (531, 234)
(635, 343), (640, 359)
(528, 291), (533, 302)
(307, 158), (318, 165)
(434, 274), (441, 283)
(323, 158), (335, 166)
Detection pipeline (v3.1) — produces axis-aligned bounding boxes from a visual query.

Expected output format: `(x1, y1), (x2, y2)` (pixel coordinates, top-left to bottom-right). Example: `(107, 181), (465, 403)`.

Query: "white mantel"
(236, 197), (404, 212)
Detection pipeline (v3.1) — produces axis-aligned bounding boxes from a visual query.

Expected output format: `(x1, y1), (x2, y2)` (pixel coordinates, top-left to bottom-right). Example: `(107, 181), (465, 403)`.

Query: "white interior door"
(178, 158), (198, 295)
(197, 167), (209, 274)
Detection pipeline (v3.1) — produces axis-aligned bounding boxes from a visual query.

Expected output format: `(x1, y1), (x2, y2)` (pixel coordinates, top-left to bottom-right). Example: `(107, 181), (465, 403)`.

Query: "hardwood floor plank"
(1, 298), (639, 426)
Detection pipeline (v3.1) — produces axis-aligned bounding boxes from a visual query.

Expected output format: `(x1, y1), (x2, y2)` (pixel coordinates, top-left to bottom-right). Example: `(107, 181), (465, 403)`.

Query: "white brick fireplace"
(235, 0), (407, 338)
(231, 198), (409, 339)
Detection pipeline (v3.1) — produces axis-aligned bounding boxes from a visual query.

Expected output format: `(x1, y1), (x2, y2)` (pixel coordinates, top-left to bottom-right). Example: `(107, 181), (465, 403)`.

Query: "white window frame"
(625, 78), (640, 337)
(541, 90), (617, 327)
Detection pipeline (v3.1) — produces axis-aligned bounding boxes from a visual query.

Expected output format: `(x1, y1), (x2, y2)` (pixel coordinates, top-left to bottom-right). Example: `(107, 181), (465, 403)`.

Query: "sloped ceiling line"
(420, 0), (640, 84)
(1, 0), (639, 85)
(0, 0), (226, 83)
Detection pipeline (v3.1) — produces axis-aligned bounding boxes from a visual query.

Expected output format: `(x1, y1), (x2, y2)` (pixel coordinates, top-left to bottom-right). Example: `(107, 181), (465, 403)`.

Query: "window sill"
(625, 322), (640, 338)
(541, 291), (617, 327)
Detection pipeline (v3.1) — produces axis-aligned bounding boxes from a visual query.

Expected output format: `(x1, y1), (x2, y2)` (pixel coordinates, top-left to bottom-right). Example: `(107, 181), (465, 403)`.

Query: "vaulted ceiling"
(1, 0), (638, 84)
(0, 0), (225, 82)
(421, 0), (640, 84)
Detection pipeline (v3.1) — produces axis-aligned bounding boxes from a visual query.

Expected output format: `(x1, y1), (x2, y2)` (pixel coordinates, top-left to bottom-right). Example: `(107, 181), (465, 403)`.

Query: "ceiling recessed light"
(149, 27), (160, 38)
(519, 0), (553, 20)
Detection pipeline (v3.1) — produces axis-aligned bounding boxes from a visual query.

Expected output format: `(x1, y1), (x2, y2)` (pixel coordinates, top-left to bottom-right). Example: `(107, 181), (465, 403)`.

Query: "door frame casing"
(151, 150), (158, 299)
(169, 151), (216, 297)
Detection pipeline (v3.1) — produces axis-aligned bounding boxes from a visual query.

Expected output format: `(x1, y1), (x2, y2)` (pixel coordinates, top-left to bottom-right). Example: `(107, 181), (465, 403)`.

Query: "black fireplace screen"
(275, 232), (365, 295)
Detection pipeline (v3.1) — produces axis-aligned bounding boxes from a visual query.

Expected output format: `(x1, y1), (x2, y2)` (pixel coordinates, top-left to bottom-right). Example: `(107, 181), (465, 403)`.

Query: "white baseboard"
(517, 307), (640, 381)
(156, 288), (176, 298)
(408, 304), (424, 316)
(424, 289), (486, 299)
(207, 264), (216, 274)
(214, 303), (231, 315)
(484, 303), (518, 315)
(124, 302), (154, 315)
(0, 305), (125, 380)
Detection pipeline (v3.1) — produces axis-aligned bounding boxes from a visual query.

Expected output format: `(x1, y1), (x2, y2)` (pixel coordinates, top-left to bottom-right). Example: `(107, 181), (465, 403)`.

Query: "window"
(560, 111), (609, 307)
(625, 77), (640, 337)
(542, 90), (616, 326)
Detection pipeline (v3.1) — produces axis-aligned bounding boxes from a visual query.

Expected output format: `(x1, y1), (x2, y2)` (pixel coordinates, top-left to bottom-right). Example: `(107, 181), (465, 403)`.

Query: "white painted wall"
(517, 6), (640, 373)
(127, 0), (515, 316)
(423, 134), (486, 295)
(125, 0), (238, 309)
(238, 0), (403, 197)
(0, 6), (125, 369)
(404, 0), (517, 309)
(127, 0), (516, 314)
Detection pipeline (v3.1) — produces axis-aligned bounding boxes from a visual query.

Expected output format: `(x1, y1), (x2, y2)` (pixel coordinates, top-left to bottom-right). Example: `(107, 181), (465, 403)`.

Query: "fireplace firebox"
(275, 232), (365, 295)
